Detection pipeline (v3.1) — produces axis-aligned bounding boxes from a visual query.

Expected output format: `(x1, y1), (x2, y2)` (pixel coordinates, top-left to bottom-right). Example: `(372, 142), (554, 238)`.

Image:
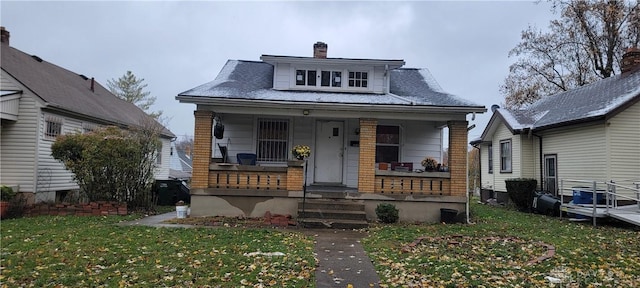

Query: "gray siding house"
(0, 27), (175, 203)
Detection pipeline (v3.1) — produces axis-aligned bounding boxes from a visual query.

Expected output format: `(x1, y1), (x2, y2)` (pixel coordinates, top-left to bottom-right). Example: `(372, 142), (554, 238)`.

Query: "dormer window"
(348, 71), (368, 88)
(296, 70), (316, 86)
(321, 71), (342, 87)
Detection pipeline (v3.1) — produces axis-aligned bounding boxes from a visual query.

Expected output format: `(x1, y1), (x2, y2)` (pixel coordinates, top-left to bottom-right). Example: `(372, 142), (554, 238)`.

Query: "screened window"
(257, 119), (289, 162)
(348, 71), (368, 88)
(500, 139), (512, 173)
(44, 116), (63, 140)
(320, 70), (342, 87)
(375, 125), (399, 163)
(488, 144), (493, 174)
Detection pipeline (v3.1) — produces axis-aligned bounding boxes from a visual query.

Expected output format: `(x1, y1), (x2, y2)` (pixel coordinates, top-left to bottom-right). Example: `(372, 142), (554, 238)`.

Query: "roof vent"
(621, 47), (640, 74)
(31, 55), (43, 62)
(491, 104), (500, 112)
(78, 74), (88, 80)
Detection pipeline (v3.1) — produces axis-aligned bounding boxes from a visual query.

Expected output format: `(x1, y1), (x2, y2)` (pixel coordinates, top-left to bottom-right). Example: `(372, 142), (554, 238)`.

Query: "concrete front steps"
(298, 199), (368, 229)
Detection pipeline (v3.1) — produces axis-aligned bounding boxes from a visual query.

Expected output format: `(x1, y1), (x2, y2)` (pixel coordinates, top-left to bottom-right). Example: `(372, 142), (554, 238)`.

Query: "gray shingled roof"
(178, 60), (483, 108)
(496, 69), (640, 131)
(1, 44), (174, 138)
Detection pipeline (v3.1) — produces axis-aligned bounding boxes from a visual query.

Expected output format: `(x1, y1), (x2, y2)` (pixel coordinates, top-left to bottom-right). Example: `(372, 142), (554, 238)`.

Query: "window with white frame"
(257, 119), (289, 162)
(488, 144), (493, 174)
(500, 139), (512, 173)
(375, 125), (400, 163)
(82, 122), (99, 133)
(44, 115), (63, 140)
(320, 70), (342, 87)
(348, 71), (368, 88)
(295, 69), (317, 86)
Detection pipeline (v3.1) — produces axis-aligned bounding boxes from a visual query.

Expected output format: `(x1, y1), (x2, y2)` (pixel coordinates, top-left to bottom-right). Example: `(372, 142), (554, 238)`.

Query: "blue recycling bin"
(572, 187), (605, 204)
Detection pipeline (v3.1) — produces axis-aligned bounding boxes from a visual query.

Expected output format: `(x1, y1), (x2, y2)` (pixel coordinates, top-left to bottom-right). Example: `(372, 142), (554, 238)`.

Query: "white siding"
(479, 142), (493, 190)
(212, 114), (255, 162)
(400, 121), (442, 167)
(154, 137), (172, 180)
(273, 63), (290, 90)
(541, 123), (607, 195)
(519, 134), (537, 180)
(36, 112), (81, 201)
(607, 101), (640, 189)
(292, 117), (314, 184)
(491, 122), (519, 192)
(0, 73), (39, 193)
(372, 66), (385, 93)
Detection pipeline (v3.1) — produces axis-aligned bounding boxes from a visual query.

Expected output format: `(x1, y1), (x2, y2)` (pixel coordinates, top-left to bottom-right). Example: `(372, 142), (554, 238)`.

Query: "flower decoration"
(291, 145), (311, 160)
(421, 157), (438, 171)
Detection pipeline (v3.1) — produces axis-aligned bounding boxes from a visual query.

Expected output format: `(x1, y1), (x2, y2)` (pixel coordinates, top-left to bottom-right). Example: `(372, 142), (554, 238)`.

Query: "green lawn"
(0, 214), (315, 287)
(362, 202), (640, 287)
(2, 203), (639, 287)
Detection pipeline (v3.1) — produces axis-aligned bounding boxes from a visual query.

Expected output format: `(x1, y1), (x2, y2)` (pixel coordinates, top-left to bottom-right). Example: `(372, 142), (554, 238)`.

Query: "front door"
(544, 154), (558, 196)
(314, 121), (344, 184)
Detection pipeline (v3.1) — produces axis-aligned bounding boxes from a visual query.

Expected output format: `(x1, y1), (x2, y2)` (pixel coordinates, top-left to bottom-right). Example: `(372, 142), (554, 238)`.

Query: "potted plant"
(421, 157), (438, 172)
(291, 145), (311, 160)
(1, 185), (17, 218)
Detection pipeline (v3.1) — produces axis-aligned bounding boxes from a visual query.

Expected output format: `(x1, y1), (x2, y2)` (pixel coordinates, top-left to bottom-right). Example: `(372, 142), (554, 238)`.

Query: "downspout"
(531, 132), (543, 191)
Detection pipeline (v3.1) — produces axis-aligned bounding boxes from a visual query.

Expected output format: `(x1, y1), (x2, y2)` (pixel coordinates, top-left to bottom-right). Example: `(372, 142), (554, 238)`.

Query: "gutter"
(175, 96), (487, 114)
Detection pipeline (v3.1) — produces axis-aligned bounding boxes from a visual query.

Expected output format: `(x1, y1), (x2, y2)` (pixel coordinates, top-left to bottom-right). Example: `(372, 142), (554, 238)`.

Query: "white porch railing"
(560, 179), (640, 226)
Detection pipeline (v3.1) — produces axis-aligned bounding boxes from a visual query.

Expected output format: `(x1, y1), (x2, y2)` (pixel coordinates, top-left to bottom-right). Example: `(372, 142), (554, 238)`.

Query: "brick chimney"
(1, 26), (9, 45)
(313, 41), (328, 59)
(621, 47), (640, 74)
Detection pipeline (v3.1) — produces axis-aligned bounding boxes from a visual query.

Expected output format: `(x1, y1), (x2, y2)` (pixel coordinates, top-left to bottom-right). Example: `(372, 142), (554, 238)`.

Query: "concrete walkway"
(121, 213), (381, 287)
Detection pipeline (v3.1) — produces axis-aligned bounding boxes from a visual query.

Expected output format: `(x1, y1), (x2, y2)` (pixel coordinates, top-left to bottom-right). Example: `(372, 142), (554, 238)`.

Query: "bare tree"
(501, 0), (640, 109)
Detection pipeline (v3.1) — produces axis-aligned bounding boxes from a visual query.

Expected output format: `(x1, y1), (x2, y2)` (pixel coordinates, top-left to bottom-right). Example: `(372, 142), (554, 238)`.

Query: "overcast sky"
(1, 1), (557, 141)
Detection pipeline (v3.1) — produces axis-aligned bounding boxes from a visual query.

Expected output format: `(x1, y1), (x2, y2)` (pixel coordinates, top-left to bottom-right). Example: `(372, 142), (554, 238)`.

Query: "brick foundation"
(24, 201), (127, 217)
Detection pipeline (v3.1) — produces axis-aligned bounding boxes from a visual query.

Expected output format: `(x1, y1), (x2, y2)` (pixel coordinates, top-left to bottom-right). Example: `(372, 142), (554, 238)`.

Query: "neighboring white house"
(0, 27), (175, 203)
(169, 141), (192, 181)
(176, 42), (485, 223)
(472, 48), (640, 201)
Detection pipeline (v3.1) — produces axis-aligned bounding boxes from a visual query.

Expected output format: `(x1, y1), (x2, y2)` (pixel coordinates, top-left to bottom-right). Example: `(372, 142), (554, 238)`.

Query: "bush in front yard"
(505, 178), (537, 212)
(376, 203), (399, 223)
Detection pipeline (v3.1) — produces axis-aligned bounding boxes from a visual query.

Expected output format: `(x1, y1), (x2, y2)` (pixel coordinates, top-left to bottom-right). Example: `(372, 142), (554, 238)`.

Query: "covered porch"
(188, 109), (470, 223)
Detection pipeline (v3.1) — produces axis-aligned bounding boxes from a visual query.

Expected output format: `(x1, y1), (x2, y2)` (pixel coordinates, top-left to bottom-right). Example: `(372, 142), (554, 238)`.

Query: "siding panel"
(607, 101), (640, 194)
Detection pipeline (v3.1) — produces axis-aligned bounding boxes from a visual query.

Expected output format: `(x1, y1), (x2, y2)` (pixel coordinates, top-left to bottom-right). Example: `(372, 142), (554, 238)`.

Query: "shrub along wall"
(24, 201), (127, 217)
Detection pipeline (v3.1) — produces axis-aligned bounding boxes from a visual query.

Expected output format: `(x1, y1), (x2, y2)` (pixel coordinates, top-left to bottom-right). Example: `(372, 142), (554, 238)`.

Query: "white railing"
(560, 179), (640, 226)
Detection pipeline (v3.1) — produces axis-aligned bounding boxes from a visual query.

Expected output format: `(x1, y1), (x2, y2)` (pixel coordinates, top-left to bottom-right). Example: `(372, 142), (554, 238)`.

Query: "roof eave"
(176, 95), (486, 114)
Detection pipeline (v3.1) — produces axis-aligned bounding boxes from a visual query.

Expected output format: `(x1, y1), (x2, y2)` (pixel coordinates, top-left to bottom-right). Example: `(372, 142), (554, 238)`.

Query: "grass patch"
(1, 214), (315, 287)
(362, 202), (640, 287)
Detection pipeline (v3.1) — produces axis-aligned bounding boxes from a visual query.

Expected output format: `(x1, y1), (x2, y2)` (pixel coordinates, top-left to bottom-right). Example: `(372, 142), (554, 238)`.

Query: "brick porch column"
(192, 110), (214, 189)
(358, 118), (377, 193)
(448, 120), (468, 197)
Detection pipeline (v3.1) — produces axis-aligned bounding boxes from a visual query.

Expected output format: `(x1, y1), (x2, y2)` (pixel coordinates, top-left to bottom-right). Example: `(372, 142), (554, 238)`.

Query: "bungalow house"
(471, 48), (640, 204)
(0, 27), (175, 203)
(176, 42), (485, 224)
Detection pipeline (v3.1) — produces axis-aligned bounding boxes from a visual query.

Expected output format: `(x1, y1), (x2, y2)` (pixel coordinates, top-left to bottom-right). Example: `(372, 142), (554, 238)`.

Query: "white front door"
(314, 121), (344, 184)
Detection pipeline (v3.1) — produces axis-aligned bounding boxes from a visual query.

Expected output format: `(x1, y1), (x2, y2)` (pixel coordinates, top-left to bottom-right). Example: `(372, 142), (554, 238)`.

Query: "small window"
(156, 143), (162, 165)
(82, 122), (98, 133)
(375, 125), (400, 163)
(257, 119), (289, 162)
(295, 70), (306, 85)
(348, 71), (368, 88)
(44, 115), (63, 140)
(488, 144), (493, 174)
(500, 139), (512, 173)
